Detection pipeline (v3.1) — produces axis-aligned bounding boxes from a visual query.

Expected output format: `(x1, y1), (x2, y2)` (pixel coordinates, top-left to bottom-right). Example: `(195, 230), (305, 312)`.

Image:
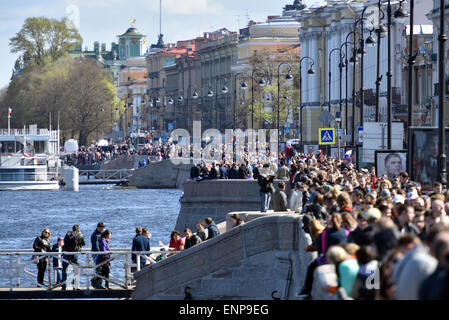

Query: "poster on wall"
(375, 150), (408, 180)
(330, 147), (345, 160)
(410, 127), (449, 189)
(303, 144), (319, 155)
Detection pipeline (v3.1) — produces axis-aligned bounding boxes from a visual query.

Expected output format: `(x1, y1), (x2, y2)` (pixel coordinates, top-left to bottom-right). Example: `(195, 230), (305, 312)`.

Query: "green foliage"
(9, 16), (82, 67)
(239, 49), (300, 130)
(0, 57), (124, 146)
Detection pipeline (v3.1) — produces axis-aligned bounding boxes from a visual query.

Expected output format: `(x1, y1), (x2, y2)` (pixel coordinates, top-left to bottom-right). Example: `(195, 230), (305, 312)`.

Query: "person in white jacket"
(290, 182), (303, 212)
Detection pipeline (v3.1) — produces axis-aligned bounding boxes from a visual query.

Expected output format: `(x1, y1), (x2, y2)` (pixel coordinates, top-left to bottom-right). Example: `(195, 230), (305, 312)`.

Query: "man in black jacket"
(228, 164), (239, 179)
(258, 172), (275, 212)
(184, 228), (202, 249)
(62, 224), (85, 290)
(238, 163), (249, 179)
(132, 227), (150, 270)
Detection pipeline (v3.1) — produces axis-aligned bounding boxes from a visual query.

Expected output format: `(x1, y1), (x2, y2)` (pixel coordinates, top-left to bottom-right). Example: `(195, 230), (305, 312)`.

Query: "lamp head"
(377, 24), (388, 38)
(192, 91), (199, 99)
(394, 4), (409, 24)
(365, 35), (377, 47)
(241, 81), (248, 91)
(207, 89), (214, 97)
(258, 78), (266, 87)
(221, 85), (228, 94)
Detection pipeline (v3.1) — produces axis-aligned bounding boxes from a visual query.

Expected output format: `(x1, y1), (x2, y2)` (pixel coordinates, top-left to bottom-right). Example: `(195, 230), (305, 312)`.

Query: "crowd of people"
(37, 142), (449, 299)
(31, 215), (238, 290)
(188, 146), (449, 300)
(63, 138), (177, 167)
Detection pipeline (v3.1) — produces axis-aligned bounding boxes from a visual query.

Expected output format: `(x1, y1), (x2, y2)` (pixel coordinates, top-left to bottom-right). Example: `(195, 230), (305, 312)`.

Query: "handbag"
(31, 255), (38, 264)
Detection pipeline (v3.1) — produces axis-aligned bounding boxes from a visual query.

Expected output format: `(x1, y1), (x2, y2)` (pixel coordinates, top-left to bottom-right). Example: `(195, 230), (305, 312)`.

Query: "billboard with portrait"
(410, 127), (449, 188)
(303, 144), (319, 154)
(375, 150), (407, 180)
(330, 147), (342, 160)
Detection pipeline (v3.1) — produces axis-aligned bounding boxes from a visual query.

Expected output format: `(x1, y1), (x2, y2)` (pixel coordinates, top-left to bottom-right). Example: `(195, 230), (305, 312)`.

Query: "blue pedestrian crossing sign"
(319, 128), (336, 145)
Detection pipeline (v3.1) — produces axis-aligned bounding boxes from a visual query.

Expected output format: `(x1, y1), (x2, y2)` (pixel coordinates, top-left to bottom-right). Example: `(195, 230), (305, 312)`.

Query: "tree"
(9, 17), (82, 67)
(0, 57), (123, 146)
(241, 49), (300, 135)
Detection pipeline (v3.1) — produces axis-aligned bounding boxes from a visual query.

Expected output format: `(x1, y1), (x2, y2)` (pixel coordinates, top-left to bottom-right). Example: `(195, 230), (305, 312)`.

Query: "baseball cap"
(407, 189), (418, 200)
(380, 189), (391, 198)
(359, 208), (381, 222)
(393, 194), (405, 204)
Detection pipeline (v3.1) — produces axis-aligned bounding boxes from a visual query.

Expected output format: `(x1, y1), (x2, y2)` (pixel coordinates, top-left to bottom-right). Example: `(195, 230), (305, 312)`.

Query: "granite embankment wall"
(100, 155), (150, 170)
(175, 179), (292, 232)
(128, 159), (191, 189)
(132, 214), (316, 300)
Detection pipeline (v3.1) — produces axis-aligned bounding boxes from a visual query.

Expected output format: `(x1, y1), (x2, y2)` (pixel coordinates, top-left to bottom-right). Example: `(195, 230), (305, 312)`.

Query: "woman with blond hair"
(33, 228), (51, 287)
(327, 245), (359, 298)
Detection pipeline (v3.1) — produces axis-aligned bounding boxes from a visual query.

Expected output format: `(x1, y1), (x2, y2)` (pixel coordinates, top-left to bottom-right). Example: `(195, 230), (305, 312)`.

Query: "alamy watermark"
(168, 121), (279, 165)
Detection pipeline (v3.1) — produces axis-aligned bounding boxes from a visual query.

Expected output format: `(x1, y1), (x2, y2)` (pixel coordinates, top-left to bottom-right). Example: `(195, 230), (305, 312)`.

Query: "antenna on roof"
(159, 0), (162, 36)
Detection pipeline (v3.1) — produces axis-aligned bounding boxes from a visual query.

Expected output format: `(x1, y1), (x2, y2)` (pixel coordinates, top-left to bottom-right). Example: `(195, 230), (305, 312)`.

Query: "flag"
(8, 108), (12, 115)
(344, 150), (353, 161)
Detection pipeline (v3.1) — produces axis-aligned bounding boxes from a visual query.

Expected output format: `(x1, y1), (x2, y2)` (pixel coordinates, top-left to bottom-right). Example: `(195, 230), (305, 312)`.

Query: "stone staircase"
(132, 213), (316, 300)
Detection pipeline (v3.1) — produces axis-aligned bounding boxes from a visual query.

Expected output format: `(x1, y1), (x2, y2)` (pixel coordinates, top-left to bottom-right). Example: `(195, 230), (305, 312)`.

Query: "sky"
(0, 0), (320, 89)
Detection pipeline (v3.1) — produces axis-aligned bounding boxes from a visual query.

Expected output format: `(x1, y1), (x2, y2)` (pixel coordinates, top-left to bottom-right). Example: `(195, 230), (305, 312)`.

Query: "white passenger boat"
(0, 126), (61, 191)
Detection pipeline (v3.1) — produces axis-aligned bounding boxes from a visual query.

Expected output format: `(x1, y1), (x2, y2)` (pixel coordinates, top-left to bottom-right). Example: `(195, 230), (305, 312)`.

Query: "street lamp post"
(342, 32), (357, 138)
(340, 40), (355, 141)
(438, 0), (447, 188)
(374, 2), (387, 122)
(406, 0), (415, 178)
(277, 62), (293, 154)
(328, 48), (345, 117)
(233, 72), (246, 161)
(328, 48), (345, 157)
(251, 69), (266, 129)
(299, 56), (315, 150)
(214, 78), (229, 130)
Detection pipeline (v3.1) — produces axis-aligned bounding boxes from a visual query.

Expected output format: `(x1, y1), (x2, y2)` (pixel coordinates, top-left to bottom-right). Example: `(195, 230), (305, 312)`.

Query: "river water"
(0, 185), (183, 249)
(0, 185), (183, 288)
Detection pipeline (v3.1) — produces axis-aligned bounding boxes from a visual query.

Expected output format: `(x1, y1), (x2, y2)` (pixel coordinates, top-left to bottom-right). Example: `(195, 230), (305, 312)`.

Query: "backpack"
(64, 231), (79, 252)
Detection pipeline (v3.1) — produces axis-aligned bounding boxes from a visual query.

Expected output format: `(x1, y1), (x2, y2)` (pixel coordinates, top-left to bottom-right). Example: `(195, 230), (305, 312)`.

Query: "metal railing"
(78, 169), (134, 181)
(0, 248), (174, 291)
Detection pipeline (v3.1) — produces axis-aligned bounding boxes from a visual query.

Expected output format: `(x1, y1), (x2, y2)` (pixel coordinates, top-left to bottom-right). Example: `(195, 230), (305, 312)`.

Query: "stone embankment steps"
(132, 213), (316, 300)
(175, 179), (292, 232)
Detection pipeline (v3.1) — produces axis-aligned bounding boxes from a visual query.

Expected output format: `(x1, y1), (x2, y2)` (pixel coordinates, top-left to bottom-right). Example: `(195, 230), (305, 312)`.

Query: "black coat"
(238, 165), (249, 179)
(132, 234), (150, 262)
(185, 235), (202, 249)
(33, 236), (50, 253)
(219, 166), (228, 179)
(228, 167), (238, 179)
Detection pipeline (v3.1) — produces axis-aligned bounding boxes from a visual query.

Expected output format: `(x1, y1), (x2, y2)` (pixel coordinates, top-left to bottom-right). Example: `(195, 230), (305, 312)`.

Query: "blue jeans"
(62, 255), (79, 289)
(260, 192), (271, 212)
(54, 267), (63, 284)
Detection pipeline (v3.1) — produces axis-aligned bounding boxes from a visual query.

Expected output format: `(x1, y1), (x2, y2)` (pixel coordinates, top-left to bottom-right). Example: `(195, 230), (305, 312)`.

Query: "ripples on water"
(0, 185), (183, 250)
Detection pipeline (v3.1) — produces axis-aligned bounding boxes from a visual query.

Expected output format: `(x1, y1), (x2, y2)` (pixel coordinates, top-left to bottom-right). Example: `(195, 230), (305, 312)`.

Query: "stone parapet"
(175, 180), (292, 232)
(128, 159), (191, 189)
(132, 214), (316, 300)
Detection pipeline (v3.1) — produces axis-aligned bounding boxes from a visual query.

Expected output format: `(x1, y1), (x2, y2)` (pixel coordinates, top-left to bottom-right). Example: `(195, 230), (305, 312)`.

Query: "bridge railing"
(78, 169), (134, 181)
(0, 248), (175, 291)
